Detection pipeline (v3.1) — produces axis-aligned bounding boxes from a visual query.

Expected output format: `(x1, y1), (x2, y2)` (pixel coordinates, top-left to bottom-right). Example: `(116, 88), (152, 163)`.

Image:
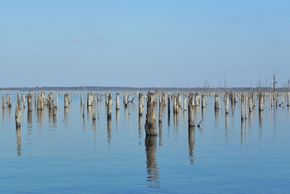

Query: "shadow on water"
(145, 136), (160, 188)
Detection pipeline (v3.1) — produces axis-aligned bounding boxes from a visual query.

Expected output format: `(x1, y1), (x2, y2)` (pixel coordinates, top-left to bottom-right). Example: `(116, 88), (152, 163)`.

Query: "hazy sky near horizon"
(0, 0), (290, 87)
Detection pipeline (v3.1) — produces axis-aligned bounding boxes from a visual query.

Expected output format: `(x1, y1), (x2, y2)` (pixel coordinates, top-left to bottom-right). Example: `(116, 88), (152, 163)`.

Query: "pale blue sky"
(0, 0), (289, 87)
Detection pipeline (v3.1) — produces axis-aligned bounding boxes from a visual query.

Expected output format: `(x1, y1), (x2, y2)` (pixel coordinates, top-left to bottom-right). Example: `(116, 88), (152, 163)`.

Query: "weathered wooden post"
(106, 93), (113, 120)
(139, 93), (144, 115)
(158, 95), (164, 123)
(27, 93), (33, 112)
(87, 93), (94, 107)
(248, 94), (253, 113)
(258, 92), (264, 111)
(145, 92), (157, 136)
(183, 95), (187, 111)
(167, 95), (171, 125)
(123, 94), (129, 108)
(47, 92), (55, 109)
(15, 104), (22, 128)
(64, 93), (70, 108)
(287, 92), (290, 107)
(80, 94), (84, 107)
(201, 94), (207, 109)
(22, 95), (26, 109)
(214, 94), (221, 112)
(17, 94), (21, 107)
(37, 93), (45, 110)
(224, 93), (230, 115)
(188, 94), (195, 128)
(7, 96), (12, 108)
(173, 95), (180, 114)
(2, 96), (5, 109)
(195, 93), (200, 107)
(116, 93), (120, 110)
(241, 94), (247, 121)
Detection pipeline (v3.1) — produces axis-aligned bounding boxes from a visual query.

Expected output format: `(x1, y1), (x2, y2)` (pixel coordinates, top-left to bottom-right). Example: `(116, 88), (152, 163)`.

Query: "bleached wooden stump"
(87, 93), (94, 107)
(188, 94), (195, 128)
(15, 104), (22, 128)
(64, 93), (70, 108)
(214, 94), (221, 112)
(106, 93), (113, 120)
(138, 93), (144, 115)
(2, 96), (5, 109)
(258, 92), (264, 111)
(145, 92), (157, 136)
(224, 93), (229, 115)
(116, 93), (120, 110)
(27, 93), (33, 112)
(37, 93), (45, 110)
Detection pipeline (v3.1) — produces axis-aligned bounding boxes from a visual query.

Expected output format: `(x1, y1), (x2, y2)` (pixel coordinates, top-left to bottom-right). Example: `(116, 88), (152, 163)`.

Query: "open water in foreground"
(0, 92), (290, 194)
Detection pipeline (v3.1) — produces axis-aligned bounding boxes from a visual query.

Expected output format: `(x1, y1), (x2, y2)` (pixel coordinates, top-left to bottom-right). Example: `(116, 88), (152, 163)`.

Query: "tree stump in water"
(188, 94), (195, 128)
(258, 92), (264, 111)
(139, 93), (144, 115)
(27, 93), (33, 112)
(64, 93), (70, 108)
(145, 92), (157, 136)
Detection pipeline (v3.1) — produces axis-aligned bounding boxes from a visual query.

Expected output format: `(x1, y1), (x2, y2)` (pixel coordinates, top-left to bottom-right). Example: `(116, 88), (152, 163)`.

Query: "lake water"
(1, 92), (290, 194)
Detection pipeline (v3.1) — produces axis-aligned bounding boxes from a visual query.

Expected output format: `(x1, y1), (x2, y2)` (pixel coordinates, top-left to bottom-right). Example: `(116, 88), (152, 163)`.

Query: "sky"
(0, 0), (289, 87)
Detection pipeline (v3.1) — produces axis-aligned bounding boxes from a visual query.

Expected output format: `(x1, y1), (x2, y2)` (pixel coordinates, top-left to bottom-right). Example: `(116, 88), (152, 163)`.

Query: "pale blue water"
(0, 92), (290, 194)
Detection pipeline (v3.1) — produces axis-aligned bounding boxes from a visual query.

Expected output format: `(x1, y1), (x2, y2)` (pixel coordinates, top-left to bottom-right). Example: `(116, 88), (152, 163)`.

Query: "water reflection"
(64, 107), (70, 125)
(138, 114), (144, 144)
(188, 126), (195, 164)
(27, 110), (33, 129)
(107, 117), (112, 145)
(116, 109), (120, 130)
(214, 110), (220, 128)
(37, 110), (44, 128)
(225, 113), (229, 143)
(16, 127), (22, 157)
(145, 136), (159, 188)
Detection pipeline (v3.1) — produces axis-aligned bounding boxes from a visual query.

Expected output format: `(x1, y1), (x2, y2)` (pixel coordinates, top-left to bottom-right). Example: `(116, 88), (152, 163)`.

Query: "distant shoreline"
(0, 86), (289, 92)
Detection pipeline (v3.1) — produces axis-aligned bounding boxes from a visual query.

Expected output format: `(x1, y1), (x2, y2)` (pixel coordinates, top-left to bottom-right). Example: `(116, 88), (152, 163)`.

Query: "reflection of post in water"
(167, 95), (171, 128)
(225, 113), (229, 143)
(27, 110), (33, 129)
(115, 109), (120, 130)
(240, 118), (247, 144)
(145, 136), (159, 188)
(107, 115), (112, 145)
(64, 107), (70, 125)
(188, 126), (195, 164)
(16, 127), (22, 157)
(37, 109), (44, 127)
(52, 107), (57, 128)
(138, 114), (144, 142)
(125, 104), (131, 128)
(7, 104), (12, 124)
(2, 106), (5, 125)
(173, 111), (179, 129)
(214, 108), (220, 128)
(158, 121), (163, 146)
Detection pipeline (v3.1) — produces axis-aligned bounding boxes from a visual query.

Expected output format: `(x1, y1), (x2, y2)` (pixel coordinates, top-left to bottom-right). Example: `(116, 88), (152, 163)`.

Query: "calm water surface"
(0, 92), (290, 194)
